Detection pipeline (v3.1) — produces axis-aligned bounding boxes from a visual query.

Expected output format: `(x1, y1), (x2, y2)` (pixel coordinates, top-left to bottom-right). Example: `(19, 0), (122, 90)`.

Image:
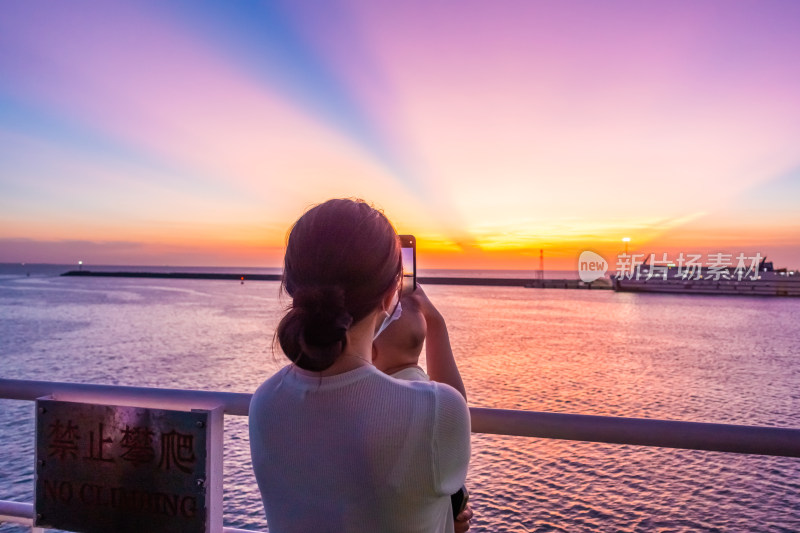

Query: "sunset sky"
(1, 1), (799, 271)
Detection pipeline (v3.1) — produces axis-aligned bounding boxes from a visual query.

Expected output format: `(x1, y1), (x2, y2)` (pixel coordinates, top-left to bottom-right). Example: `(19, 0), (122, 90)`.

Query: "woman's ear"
(380, 284), (398, 313)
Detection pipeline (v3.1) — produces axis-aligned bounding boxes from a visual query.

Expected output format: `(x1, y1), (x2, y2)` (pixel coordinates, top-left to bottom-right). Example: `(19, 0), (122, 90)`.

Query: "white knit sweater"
(249, 364), (471, 533)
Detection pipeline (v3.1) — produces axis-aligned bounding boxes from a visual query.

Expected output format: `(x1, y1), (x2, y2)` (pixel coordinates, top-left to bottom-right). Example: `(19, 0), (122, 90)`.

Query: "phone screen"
(399, 235), (416, 293)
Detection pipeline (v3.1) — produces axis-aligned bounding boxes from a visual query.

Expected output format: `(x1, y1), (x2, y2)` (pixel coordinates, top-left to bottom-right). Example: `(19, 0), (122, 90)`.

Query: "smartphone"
(399, 234), (416, 294)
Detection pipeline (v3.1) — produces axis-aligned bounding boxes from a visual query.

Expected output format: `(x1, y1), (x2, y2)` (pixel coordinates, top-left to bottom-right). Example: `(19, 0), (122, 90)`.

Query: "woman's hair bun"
(294, 285), (353, 345)
(278, 285), (354, 372)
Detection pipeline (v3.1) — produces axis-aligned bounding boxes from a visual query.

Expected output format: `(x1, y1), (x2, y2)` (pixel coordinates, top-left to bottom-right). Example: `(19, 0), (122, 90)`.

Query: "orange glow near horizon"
(3, 221), (799, 271)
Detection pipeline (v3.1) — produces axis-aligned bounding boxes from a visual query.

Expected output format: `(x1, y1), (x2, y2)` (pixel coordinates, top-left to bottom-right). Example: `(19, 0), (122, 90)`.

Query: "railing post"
(204, 405), (225, 533)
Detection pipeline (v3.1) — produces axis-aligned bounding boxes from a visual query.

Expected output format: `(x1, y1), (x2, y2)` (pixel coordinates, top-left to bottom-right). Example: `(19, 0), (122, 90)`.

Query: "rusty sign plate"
(35, 399), (209, 533)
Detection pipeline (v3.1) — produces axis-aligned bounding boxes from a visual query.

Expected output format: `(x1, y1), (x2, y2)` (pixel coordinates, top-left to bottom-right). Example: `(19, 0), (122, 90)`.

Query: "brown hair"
(277, 199), (402, 371)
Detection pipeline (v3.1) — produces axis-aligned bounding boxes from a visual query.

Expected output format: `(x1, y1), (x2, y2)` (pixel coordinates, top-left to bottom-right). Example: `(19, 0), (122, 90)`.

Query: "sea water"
(1, 266), (799, 532)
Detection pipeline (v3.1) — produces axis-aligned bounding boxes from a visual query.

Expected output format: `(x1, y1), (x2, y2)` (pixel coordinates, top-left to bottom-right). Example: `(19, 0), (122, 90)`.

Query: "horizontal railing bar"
(0, 378), (252, 416)
(471, 407), (800, 457)
(0, 500), (36, 526)
(0, 500), (262, 532)
(2, 378), (799, 457)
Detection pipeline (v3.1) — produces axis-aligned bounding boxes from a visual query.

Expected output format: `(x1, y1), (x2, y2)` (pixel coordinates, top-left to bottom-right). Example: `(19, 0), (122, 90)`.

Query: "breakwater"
(60, 271), (611, 289)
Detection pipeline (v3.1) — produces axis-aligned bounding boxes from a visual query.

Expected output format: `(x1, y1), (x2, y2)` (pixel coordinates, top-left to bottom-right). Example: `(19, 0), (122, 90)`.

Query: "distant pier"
(419, 276), (611, 289)
(62, 270), (282, 281)
(61, 270), (611, 290)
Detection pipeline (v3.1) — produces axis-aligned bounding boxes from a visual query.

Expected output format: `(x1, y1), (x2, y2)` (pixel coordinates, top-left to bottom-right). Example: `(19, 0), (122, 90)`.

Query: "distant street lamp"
(622, 237), (630, 255)
(78, 260), (83, 272)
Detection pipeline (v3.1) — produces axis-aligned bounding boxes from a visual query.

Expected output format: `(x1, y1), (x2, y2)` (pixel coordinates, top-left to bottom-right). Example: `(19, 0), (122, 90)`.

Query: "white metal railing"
(2, 378), (800, 531)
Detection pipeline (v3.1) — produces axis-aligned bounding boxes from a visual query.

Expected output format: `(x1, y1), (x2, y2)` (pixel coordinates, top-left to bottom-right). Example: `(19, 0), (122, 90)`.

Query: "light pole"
(622, 237), (630, 255)
(78, 260), (83, 272)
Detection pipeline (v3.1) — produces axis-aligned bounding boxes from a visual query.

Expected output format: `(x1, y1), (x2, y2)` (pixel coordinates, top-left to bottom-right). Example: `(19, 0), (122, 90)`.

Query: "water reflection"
(1, 276), (799, 531)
